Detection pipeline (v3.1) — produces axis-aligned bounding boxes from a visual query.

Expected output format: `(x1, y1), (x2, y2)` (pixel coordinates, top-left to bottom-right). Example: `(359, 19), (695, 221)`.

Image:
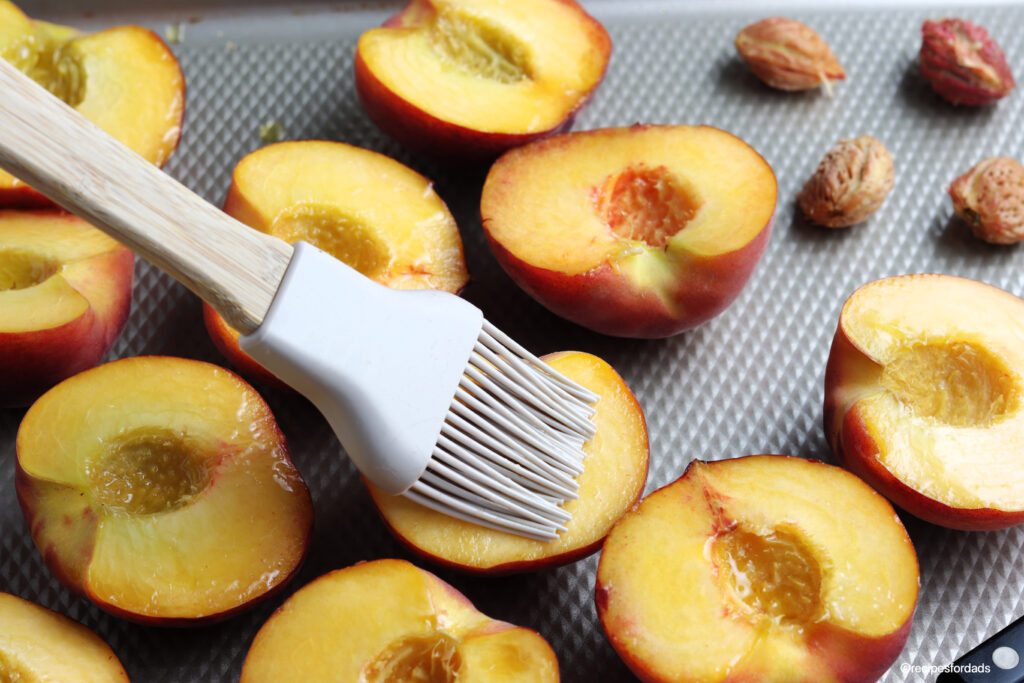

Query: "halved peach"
(0, 592), (128, 682)
(354, 0), (611, 163)
(0, 0), (184, 207)
(16, 356), (314, 625)
(368, 350), (648, 573)
(241, 559), (559, 682)
(481, 125), (777, 338)
(203, 140), (469, 387)
(596, 455), (919, 683)
(0, 210), (133, 407)
(825, 273), (1024, 530)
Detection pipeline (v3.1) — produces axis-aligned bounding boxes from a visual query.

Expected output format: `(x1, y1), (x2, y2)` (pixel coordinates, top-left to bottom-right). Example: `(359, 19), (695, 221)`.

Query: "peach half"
(354, 0), (611, 163)
(204, 140), (469, 388)
(596, 455), (919, 683)
(481, 125), (777, 338)
(0, 0), (184, 208)
(368, 350), (648, 574)
(825, 273), (1024, 530)
(0, 210), (133, 407)
(0, 592), (128, 682)
(240, 558), (560, 682)
(16, 356), (314, 625)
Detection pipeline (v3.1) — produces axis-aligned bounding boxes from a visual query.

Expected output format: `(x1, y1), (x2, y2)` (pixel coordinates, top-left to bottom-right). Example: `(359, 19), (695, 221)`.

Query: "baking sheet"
(3, 2), (1024, 681)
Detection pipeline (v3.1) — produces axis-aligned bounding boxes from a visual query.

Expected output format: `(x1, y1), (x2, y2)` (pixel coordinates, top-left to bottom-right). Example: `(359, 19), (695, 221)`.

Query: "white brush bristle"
(403, 320), (599, 541)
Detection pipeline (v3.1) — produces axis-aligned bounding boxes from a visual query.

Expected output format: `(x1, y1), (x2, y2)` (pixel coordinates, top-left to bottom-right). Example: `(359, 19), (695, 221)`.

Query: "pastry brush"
(0, 58), (598, 542)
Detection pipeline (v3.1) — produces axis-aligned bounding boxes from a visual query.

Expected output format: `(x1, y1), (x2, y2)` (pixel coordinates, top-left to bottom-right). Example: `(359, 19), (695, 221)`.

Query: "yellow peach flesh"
(0, 2), (184, 194)
(0, 1), (31, 47)
(482, 126), (775, 283)
(458, 628), (558, 682)
(0, 213), (126, 333)
(357, 0), (606, 134)
(598, 456), (918, 681)
(0, 592), (128, 682)
(5, 27), (86, 106)
(241, 560), (558, 682)
(368, 351), (647, 571)
(702, 459), (918, 638)
(0, 2), (83, 104)
(17, 357), (312, 621)
(841, 275), (1024, 510)
(71, 27), (183, 168)
(227, 141), (468, 292)
(1, 273), (89, 333)
(600, 471), (763, 681)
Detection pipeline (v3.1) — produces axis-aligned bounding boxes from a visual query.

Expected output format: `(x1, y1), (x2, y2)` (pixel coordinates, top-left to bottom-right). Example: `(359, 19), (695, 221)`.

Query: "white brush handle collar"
(241, 242), (484, 494)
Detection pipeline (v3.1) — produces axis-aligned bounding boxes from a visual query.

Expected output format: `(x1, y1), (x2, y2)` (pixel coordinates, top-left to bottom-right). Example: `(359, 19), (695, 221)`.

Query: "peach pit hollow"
(712, 525), (823, 628)
(0, 649), (31, 680)
(7, 33), (86, 107)
(429, 7), (530, 84)
(594, 164), (703, 248)
(86, 428), (211, 515)
(881, 339), (1018, 427)
(0, 249), (60, 291)
(269, 203), (394, 280)
(361, 631), (462, 683)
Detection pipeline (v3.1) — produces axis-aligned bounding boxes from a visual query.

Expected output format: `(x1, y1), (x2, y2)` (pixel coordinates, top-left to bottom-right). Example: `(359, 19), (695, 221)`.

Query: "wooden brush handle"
(0, 58), (292, 334)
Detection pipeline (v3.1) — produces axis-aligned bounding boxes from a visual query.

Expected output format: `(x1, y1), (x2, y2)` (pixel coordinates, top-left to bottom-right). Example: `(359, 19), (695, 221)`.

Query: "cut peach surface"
(240, 558), (560, 682)
(596, 455), (919, 683)
(825, 273), (1024, 529)
(355, 0), (611, 163)
(0, 210), (133, 407)
(204, 140), (469, 387)
(0, 1), (184, 208)
(16, 356), (314, 625)
(368, 350), (648, 573)
(481, 124), (776, 338)
(0, 592), (128, 682)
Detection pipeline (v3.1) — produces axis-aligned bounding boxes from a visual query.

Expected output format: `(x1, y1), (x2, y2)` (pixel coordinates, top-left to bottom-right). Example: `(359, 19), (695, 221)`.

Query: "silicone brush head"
(406, 321), (599, 540)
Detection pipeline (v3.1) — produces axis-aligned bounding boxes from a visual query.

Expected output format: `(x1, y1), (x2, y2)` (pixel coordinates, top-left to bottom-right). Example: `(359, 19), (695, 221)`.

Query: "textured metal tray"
(2, 2), (1024, 681)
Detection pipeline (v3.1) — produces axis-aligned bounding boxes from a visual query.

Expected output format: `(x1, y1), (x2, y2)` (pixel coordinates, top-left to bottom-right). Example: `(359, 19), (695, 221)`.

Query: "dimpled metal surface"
(2, 2), (1023, 681)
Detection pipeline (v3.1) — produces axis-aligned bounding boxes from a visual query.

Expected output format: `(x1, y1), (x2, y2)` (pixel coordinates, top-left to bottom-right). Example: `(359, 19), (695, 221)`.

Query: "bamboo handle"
(0, 58), (292, 334)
